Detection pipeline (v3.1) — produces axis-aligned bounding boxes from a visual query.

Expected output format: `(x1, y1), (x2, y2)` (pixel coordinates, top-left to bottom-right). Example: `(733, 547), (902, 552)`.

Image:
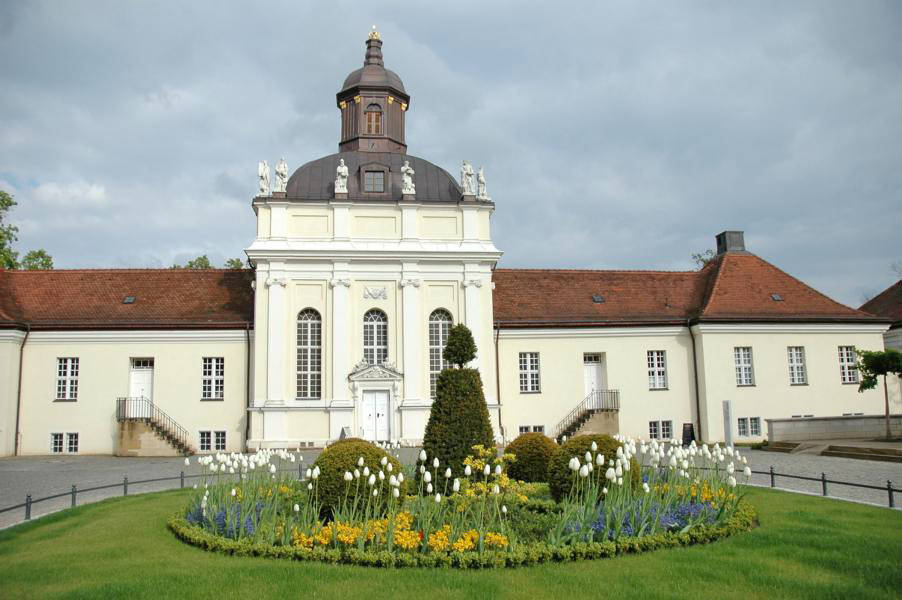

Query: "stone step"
(827, 445), (902, 457)
(821, 449), (902, 463)
(760, 441), (800, 453)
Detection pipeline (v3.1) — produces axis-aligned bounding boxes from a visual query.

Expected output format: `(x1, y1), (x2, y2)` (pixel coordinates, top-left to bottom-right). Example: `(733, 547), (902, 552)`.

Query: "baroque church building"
(0, 33), (894, 457)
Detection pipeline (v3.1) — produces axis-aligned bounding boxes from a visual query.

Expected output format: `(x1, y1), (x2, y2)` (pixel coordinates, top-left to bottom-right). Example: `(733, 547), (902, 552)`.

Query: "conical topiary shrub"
(421, 324), (494, 477)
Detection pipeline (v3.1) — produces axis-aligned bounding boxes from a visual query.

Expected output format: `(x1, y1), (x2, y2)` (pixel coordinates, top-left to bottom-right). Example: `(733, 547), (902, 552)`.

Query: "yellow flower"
(484, 532), (508, 548)
(427, 525), (451, 552)
(336, 522), (361, 545)
(313, 524), (333, 546)
(291, 527), (313, 549)
(452, 529), (479, 552)
(394, 528), (420, 550)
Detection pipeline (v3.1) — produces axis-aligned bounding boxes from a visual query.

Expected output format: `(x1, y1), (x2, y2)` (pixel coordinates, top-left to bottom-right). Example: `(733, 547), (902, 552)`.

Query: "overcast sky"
(1, 1), (900, 307)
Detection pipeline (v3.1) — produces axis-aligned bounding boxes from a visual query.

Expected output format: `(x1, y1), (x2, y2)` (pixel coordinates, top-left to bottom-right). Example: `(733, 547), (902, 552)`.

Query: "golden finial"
(368, 25), (381, 41)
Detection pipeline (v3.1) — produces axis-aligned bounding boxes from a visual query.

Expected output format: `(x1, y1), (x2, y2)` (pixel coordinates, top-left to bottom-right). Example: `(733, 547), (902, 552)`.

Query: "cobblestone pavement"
(2, 447), (898, 528)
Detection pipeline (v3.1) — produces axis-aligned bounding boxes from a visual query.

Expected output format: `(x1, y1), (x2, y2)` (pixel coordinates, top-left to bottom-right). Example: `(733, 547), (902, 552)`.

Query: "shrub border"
(167, 502), (758, 569)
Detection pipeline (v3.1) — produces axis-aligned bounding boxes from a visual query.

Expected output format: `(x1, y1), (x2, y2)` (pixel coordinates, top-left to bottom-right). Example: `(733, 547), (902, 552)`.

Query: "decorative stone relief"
(476, 166), (490, 201)
(329, 277), (351, 288)
(460, 160), (475, 195)
(258, 160), (271, 196)
(275, 158), (288, 193)
(401, 161), (416, 195)
(265, 276), (287, 288)
(335, 159), (349, 194)
(363, 286), (388, 300)
(400, 278), (421, 288)
(462, 279), (483, 288)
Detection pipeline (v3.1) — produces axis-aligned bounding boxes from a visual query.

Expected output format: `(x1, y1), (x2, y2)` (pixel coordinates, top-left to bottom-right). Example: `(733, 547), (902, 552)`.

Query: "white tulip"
(643, 483), (650, 494)
(743, 466), (752, 478)
(728, 476), (737, 488)
(419, 450), (427, 462)
(605, 467), (616, 481)
(602, 487), (608, 494)
(293, 503), (300, 512)
(270, 464), (277, 474)
(305, 468), (312, 478)
(616, 447), (624, 458)
(379, 470), (385, 480)
(229, 467), (235, 474)
(344, 471), (353, 482)
(390, 475), (398, 487)
(484, 464), (491, 476)
(591, 441), (598, 452)
(424, 471), (432, 483)
(569, 457), (580, 471)
(392, 487), (400, 498)
(427, 483), (433, 493)
(445, 467), (452, 479)
(502, 505), (508, 514)
(617, 477), (623, 486)
(368, 474), (376, 486)
(398, 473), (404, 483)
(433, 457), (440, 468)
(464, 465), (472, 477)
(193, 484), (198, 489)
(184, 458), (190, 466)
(623, 460), (630, 472)
(615, 464), (623, 477)
(727, 463), (735, 474)
(308, 483), (313, 490)
(373, 488), (379, 497)
(380, 456), (388, 467)
(357, 456), (365, 467)
(453, 478), (460, 492)
(596, 454), (605, 466)
(387, 463), (393, 472)
(419, 465), (425, 474)
(669, 456), (678, 468)
(681, 460), (688, 470)
(354, 469), (360, 479)
(579, 465), (589, 478)
(435, 493), (442, 503)
(231, 488), (236, 497)
(312, 466), (320, 480)
(493, 484), (500, 495)
(585, 451), (592, 463)
(495, 464), (502, 475)
(363, 466), (370, 477)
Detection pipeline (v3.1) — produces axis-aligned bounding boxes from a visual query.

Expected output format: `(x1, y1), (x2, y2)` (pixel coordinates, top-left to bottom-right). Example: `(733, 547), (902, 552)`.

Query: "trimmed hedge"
(168, 501), (758, 569)
(422, 367), (495, 478)
(505, 433), (558, 483)
(548, 434), (641, 502)
(311, 438), (406, 515)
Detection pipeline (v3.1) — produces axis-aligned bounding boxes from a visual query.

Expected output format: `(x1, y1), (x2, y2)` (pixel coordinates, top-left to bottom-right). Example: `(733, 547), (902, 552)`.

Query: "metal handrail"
(116, 397), (190, 452)
(553, 389), (620, 440)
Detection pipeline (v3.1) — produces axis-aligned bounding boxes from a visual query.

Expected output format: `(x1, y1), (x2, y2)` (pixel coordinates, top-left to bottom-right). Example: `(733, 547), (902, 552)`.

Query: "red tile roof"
(493, 252), (884, 328)
(860, 280), (902, 327)
(0, 269), (253, 330)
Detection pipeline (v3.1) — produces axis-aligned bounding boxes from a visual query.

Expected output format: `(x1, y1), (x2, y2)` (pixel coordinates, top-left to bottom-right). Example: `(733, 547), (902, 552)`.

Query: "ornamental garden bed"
(169, 435), (758, 568)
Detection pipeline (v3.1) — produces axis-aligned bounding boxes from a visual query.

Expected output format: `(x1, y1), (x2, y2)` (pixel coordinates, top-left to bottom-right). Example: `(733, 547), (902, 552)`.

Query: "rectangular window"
(787, 346), (807, 385)
(364, 171), (385, 193)
(661, 420), (672, 439)
(734, 347), (755, 386)
(647, 350), (668, 389)
(56, 357), (79, 401)
(749, 417), (761, 436)
(518, 426), (530, 435)
(737, 417), (749, 437)
(648, 421), (660, 440)
(838, 346), (859, 384)
(202, 357), (225, 400)
(214, 431), (226, 451)
(199, 431), (211, 452)
(67, 432), (79, 453)
(518, 352), (540, 393)
(51, 433), (63, 454)
(532, 425), (545, 434)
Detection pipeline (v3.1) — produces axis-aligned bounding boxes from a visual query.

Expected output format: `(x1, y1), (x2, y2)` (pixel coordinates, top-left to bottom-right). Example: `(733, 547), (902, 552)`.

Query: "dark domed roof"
(341, 66), (405, 95)
(285, 151), (462, 203)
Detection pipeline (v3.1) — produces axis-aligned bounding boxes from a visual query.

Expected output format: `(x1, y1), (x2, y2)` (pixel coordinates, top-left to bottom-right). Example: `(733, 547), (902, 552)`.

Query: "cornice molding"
(691, 323), (890, 334)
(25, 330), (250, 344)
(497, 326), (687, 339)
(0, 330), (27, 342)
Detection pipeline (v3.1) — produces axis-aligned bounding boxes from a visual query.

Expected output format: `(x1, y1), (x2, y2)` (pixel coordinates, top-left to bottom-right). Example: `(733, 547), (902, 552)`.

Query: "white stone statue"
(335, 159), (349, 194)
(258, 160), (270, 196)
(275, 158), (288, 193)
(477, 166), (490, 200)
(460, 160), (475, 195)
(401, 160), (415, 195)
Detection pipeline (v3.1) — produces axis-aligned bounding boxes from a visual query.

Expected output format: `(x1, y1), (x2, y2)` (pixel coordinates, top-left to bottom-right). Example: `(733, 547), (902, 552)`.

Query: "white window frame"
(51, 432), (63, 454)
(56, 357), (79, 401)
(518, 352), (541, 393)
(201, 357), (225, 400)
(518, 426), (530, 435)
(838, 346), (859, 384)
(66, 432), (79, 453)
(428, 309), (453, 399)
(532, 425), (545, 434)
(363, 309), (388, 365)
(787, 346), (807, 385)
(214, 430), (226, 451)
(661, 420), (672, 439)
(749, 417), (761, 436)
(737, 417), (749, 437)
(734, 347), (755, 386)
(199, 430), (212, 452)
(647, 350), (668, 390)
(648, 421), (660, 440)
(296, 309), (323, 399)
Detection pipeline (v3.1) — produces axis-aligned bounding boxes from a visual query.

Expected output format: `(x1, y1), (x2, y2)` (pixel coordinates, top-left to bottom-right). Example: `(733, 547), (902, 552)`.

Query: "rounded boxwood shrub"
(547, 434), (640, 502)
(505, 433), (558, 483)
(311, 438), (406, 515)
(422, 324), (495, 478)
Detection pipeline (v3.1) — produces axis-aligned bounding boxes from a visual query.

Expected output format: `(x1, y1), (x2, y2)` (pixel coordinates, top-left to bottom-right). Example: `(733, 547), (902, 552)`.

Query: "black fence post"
(889, 480), (895, 509)
(25, 494), (31, 520)
(71, 484), (77, 508)
(180, 471), (185, 489)
(123, 476), (128, 496)
(298, 461), (303, 479)
(821, 473), (828, 496)
(769, 465), (775, 488)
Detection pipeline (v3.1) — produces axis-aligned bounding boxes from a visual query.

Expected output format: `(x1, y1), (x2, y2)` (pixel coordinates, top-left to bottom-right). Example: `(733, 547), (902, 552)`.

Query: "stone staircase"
(554, 390), (620, 442)
(116, 397), (195, 456)
(821, 445), (902, 463)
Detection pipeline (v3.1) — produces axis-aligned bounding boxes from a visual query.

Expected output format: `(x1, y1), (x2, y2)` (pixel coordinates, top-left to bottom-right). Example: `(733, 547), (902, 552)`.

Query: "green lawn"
(1, 488), (900, 599)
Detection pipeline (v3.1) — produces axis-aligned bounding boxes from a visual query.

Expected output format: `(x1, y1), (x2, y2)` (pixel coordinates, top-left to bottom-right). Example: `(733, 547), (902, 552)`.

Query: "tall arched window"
(296, 309), (322, 399)
(363, 309), (388, 365)
(428, 309), (453, 398)
(365, 103), (383, 135)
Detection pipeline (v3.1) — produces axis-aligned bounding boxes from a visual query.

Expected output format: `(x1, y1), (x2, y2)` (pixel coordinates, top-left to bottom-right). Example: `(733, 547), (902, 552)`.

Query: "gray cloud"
(1, 0), (900, 306)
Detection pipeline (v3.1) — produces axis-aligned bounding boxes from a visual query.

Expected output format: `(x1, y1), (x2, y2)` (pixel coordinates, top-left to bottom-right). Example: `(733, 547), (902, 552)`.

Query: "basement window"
(123, 296), (136, 304)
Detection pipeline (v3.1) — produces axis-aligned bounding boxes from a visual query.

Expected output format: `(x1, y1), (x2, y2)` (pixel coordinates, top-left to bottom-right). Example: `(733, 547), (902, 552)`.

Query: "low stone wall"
(576, 411), (619, 437)
(766, 414), (902, 442)
(116, 421), (181, 457)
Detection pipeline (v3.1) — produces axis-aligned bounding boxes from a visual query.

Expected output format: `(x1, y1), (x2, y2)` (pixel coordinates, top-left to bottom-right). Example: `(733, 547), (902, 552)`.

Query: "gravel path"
(2, 447), (899, 528)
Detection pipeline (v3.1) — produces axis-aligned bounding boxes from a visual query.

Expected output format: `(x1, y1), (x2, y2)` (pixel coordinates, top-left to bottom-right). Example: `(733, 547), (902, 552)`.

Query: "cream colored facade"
(7, 330), (249, 455)
(245, 198), (501, 448)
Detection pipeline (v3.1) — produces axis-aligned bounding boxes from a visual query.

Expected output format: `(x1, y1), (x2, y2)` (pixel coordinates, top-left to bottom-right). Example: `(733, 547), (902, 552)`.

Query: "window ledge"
(790, 383), (808, 387)
(200, 398), (225, 402)
(648, 387), (669, 392)
(841, 381), (860, 386)
(736, 384), (756, 388)
(519, 391), (542, 395)
(53, 399), (78, 403)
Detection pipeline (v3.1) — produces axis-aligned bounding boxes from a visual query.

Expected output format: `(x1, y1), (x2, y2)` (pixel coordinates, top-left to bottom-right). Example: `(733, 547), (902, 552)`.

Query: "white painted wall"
(0, 331), (26, 456)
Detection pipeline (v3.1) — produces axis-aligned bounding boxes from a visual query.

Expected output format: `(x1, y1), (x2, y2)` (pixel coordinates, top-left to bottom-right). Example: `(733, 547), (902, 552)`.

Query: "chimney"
(716, 231), (745, 255)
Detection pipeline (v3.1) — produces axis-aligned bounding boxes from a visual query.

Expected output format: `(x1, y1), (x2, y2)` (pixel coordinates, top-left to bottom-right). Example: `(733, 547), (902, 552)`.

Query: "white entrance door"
(583, 354), (604, 397)
(127, 358), (155, 419)
(361, 390), (390, 442)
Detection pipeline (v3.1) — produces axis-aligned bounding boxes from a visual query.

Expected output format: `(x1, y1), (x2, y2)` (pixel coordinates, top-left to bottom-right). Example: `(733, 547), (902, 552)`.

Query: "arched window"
(365, 103), (383, 135)
(296, 309), (322, 399)
(363, 309), (388, 365)
(428, 309), (453, 398)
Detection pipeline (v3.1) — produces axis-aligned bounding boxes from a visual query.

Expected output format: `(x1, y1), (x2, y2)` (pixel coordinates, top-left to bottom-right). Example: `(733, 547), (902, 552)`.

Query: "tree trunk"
(884, 375), (891, 439)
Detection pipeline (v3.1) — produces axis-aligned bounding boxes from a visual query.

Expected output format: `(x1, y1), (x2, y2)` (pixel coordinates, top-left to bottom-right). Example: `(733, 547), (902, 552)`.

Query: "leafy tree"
(1, 189), (20, 269)
(857, 349), (902, 439)
(224, 257), (246, 269)
(21, 249), (53, 270)
(174, 255), (213, 269)
(691, 249), (716, 269)
(422, 323), (494, 478)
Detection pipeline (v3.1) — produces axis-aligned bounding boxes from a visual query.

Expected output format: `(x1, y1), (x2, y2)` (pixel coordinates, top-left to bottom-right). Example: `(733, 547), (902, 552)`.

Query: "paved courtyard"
(1, 447), (899, 528)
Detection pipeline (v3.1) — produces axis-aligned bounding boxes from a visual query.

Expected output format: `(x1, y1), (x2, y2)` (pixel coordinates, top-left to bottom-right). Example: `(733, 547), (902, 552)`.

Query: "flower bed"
(170, 437), (758, 568)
